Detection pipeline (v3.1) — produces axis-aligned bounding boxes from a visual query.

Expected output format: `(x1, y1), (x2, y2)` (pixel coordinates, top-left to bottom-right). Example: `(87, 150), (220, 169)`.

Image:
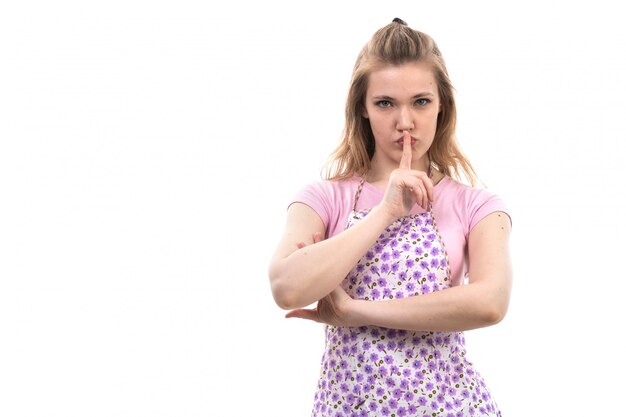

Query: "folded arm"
(288, 211), (512, 332)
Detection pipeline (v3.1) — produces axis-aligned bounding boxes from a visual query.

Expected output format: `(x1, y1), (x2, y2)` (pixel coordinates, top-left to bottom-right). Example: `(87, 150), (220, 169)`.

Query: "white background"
(1, 1), (624, 416)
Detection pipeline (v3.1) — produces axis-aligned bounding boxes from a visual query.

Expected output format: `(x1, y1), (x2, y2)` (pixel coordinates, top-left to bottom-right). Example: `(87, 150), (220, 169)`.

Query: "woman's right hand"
(378, 130), (434, 219)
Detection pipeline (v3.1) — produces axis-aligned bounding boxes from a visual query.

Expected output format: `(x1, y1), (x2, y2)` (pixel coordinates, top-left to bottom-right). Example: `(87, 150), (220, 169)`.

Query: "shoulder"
(438, 176), (506, 205)
(293, 177), (361, 203)
(291, 177), (362, 238)
(436, 176), (511, 233)
(291, 176), (360, 217)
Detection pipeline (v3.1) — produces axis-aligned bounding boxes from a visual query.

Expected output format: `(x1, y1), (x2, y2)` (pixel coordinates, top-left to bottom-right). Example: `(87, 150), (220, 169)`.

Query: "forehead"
(366, 62), (438, 96)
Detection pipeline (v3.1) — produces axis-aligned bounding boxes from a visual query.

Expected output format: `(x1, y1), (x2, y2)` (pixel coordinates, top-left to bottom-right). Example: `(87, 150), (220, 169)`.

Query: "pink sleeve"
(289, 181), (333, 231)
(467, 189), (512, 234)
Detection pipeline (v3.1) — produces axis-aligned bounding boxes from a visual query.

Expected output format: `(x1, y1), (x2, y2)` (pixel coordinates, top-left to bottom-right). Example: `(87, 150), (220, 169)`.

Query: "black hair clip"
(392, 17), (407, 25)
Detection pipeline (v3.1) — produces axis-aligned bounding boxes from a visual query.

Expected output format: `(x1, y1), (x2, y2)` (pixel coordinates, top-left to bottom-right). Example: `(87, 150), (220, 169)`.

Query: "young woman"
(269, 18), (512, 417)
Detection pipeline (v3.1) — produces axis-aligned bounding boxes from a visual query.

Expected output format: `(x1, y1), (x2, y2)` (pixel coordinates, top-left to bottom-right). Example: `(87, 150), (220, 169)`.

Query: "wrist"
(369, 203), (398, 225)
(348, 299), (371, 327)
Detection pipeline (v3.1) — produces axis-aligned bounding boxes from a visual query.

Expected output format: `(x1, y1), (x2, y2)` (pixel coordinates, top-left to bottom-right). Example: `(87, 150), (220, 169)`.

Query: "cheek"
(368, 114), (389, 130)
(427, 111), (439, 129)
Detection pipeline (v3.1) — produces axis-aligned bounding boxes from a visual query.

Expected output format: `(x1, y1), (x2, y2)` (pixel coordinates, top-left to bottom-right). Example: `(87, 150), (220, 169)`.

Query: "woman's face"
(363, 61), (440, 173)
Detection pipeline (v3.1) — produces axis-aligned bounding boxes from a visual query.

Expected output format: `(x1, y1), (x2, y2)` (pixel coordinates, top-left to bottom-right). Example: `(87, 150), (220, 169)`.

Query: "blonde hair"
(324, 18), (478, 185)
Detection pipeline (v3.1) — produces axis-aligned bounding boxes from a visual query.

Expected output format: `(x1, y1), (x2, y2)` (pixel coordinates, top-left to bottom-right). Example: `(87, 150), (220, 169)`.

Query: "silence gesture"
(379, 130), (434, 219)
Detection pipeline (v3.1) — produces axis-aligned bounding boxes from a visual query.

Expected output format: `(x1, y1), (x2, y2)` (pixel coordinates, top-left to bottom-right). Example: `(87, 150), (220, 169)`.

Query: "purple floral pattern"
(311, 209), (500, 416)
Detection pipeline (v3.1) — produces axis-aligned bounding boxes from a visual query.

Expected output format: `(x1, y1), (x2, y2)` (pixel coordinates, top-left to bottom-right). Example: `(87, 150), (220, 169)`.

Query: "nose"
(396, 106), (414, 132)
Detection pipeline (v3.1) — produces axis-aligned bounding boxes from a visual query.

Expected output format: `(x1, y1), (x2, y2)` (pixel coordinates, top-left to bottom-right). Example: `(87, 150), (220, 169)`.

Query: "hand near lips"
(285, 232), (361, 327)
(379, 130), (434, 218)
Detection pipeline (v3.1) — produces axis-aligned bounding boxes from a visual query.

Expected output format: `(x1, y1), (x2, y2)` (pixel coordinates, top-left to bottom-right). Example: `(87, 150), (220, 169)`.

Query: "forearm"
(349, 282), (509, 332)
(270, 205), (395, 309)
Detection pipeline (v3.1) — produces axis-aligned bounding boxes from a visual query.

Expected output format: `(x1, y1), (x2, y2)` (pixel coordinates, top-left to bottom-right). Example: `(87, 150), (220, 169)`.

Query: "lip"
(396, 136), (417, 145)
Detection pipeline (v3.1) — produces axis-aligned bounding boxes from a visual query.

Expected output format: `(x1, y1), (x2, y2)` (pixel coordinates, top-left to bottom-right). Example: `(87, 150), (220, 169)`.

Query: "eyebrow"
(371, 92), (435, 100)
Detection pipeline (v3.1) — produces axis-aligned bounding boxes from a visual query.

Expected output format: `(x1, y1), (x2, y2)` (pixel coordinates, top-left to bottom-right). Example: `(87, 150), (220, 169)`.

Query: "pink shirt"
(291, 176), (510, 286)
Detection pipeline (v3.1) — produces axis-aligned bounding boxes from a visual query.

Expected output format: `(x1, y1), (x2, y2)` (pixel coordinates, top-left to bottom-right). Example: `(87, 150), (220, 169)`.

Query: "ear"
(362, 109), (369, 119)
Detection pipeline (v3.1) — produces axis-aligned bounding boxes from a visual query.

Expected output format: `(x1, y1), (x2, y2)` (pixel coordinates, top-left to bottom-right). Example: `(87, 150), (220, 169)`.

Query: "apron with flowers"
(311, 179), (501, 417)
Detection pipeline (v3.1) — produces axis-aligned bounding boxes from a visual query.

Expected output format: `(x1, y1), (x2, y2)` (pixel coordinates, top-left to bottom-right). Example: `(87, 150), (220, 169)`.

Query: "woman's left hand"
(286, 285), (359, 327)
(285, 234), (361, 327)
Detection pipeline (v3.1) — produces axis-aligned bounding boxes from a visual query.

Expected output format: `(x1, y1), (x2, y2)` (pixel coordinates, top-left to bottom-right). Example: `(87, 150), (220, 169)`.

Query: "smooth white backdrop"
(1, 1), (624, 416)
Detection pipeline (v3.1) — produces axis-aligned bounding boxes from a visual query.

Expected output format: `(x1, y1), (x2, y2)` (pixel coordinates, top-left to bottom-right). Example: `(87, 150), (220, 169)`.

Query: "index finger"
(399, 130), (412, 170)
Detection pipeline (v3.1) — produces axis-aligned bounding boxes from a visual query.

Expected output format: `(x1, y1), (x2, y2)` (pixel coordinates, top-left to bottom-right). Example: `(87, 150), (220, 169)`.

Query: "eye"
(375, 100), (392, 108)
(415, 98), (431, 106)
